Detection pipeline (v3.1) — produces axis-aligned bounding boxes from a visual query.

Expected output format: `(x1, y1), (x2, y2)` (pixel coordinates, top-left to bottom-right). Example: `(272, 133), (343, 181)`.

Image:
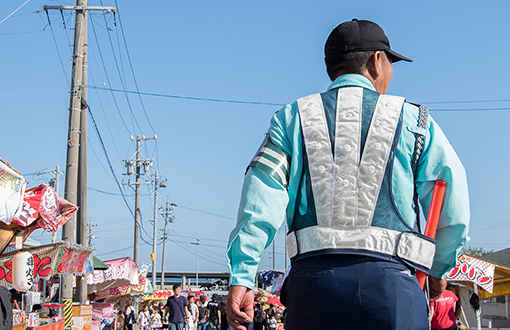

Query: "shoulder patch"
(247, 134), (291, 187)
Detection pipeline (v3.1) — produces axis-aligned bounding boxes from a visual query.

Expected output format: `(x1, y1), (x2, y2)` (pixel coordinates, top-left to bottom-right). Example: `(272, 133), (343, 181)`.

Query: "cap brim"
(386, 49), (412, 62)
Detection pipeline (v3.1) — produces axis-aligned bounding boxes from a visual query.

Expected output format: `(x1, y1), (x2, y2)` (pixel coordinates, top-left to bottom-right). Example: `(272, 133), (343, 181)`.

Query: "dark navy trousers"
(281, 254), (428, 330)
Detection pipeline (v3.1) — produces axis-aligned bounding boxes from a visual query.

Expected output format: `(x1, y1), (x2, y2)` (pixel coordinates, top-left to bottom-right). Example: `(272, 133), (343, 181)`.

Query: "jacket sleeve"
(416, 116), (470, 279)
(226, 109), (292, 289)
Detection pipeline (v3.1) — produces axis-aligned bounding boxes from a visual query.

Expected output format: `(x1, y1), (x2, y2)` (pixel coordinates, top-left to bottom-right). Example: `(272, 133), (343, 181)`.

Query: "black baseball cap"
(325, 19), (412, 62)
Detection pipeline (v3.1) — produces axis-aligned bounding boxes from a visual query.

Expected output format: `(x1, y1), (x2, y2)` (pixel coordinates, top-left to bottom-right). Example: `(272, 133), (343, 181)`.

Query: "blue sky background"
(1, 0), (509, 274)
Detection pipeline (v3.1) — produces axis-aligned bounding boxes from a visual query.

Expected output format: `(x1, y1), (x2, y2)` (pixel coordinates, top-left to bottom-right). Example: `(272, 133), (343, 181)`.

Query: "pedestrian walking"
(124, 300), (136, 330)
(138, 305), (151, 330)
(207, 294), (221, 330)
(151, 309), (163, 330)
(196, 299), (209, 330)
(186, 296), (198, 330)
(165, 284), (189, 330)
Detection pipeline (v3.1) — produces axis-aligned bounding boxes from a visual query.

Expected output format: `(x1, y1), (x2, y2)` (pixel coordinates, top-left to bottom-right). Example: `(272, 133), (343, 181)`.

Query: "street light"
(191, 238), (200, 290)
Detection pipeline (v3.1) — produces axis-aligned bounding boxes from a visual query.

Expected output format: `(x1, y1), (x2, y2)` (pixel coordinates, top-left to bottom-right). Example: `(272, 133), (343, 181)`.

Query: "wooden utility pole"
(151, 171), (160, 289)
(61, 0), (87, 303)
(44, 0), (115, 303)
(75, 4), (88, 303)
(160, 198), (175, 290)
(123, 135), (156, 265)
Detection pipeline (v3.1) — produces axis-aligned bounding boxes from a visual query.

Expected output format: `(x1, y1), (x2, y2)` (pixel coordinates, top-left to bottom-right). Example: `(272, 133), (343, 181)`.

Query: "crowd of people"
(107, 281), (463, 330)
(114, 285), (274, 330)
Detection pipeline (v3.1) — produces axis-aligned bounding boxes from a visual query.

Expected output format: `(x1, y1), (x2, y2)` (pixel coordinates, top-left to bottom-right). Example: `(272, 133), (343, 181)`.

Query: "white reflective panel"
(297, 94), (334, 227)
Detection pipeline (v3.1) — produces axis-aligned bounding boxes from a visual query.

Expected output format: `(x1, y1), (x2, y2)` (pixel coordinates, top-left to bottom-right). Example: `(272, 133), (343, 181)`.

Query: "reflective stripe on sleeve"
(248, 136), (291, 187)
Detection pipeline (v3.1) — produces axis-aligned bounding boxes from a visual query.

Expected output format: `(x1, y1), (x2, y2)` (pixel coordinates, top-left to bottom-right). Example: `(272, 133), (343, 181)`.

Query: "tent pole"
(474, 284), (481, 330)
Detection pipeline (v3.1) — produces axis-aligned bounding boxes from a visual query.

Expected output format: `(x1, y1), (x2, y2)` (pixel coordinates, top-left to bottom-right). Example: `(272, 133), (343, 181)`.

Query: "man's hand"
(227, 285), (254, 330)
(429, 276), (447, 301)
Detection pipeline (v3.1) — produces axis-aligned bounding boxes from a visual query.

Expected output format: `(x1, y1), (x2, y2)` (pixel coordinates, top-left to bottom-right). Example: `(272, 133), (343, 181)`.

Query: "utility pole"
(123, 135), (156, 265)
(160, 197), (175, 290)
(75, 9), (88, 303)
(35, 166), (64, 243)
(191, 238), (200, 290)
(44, 0), (115, 304)
(150, 171), (166, 289)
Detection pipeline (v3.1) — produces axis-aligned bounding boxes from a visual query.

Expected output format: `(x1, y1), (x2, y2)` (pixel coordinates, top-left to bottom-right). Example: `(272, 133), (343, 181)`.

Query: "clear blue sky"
(1, 0), (509, 274)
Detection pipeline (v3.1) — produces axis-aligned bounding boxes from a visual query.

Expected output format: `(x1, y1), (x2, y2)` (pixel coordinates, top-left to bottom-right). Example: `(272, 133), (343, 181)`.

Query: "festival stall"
(87, 257), (139, 294)
(446, 253), (510, 329)
(0, 242), (93, 288)
(93, 271), (150, 301)
(447, 254), (499, 298)
(0, 182), (78, 254)
(87, 261), (152, 330)
(0, 158), (86, 330)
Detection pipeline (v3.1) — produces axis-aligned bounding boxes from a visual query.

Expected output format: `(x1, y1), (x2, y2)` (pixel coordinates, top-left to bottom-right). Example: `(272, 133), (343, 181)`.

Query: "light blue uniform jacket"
(227, 74), (470, 289)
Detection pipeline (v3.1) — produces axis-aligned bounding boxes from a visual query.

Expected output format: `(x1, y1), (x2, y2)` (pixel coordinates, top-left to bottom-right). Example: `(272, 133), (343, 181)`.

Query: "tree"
(463, 246), (494, 258)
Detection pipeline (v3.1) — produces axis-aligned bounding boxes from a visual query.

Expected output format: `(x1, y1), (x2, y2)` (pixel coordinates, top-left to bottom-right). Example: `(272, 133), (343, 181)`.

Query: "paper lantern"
(12, 251), (34, 291)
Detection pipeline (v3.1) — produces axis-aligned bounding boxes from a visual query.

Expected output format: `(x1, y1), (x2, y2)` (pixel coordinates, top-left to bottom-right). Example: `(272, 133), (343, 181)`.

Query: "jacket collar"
(327, 74), (376, 92)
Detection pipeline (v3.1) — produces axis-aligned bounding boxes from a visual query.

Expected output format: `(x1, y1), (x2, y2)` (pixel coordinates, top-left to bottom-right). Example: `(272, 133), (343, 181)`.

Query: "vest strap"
(286, 226), (435, 271)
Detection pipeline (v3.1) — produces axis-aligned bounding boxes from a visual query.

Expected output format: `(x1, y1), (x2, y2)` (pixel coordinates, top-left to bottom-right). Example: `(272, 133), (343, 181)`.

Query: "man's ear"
(367, 51), (384, 79)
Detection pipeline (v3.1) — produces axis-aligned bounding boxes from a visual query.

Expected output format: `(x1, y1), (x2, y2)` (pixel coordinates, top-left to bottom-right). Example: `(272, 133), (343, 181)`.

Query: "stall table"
(13, 323), (27, 330)
(27, 321), (64, 330)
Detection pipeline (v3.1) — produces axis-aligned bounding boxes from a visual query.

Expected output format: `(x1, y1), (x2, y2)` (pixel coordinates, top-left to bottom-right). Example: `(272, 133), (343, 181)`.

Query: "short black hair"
(172, 284), (181, 290)
(325, 51), (374, 81)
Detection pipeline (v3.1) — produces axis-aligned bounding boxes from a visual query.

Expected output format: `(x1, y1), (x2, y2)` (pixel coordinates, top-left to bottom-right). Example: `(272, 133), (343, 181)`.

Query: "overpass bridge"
(146, 271), (230, 290)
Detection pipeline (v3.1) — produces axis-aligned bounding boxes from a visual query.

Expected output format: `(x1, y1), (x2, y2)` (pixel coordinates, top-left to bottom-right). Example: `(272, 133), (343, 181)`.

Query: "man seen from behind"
(226, 18), (470, 330)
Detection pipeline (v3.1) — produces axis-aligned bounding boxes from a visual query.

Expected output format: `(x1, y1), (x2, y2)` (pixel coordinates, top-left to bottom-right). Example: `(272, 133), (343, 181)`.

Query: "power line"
(97, 10), (142, 135)
(429, 107), (510, 112)
(176, 206), (236, 221)
(85, 186), (236, 222)
(422, 99), (510, 105)
(87, 102), (134, 216)
(88, 137), (115, 181)
(88, 186), (132, 196)
(0, 0), (31, 26)
(87, 85), (510, 112)
(111, 0), (157, 135)
(87, 85), (285, 107)
(90, 17), (132, 134)
(171, 240), (226, 266)
(44, 8), (70, 88)
(88, 68), (124, 162)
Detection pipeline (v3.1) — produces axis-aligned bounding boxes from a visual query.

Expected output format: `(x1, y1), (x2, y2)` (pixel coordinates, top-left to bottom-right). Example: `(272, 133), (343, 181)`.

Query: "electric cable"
(46, 14), (70, 89)
(0, 0), (31, 26)
(87, 85), (285, 107)
(90, 17), (133, 134)
(171, 239), (227, 267)
(97, 10), (142, 135)
(177, 205), (236, 221)
(86, 101), (134, 216)
(87, 85), (510, 112)
(110, 0), (157, 135)
(88, 68), (124, 162)
(88, 136), (115, 181)
(88, 186), (133, 197)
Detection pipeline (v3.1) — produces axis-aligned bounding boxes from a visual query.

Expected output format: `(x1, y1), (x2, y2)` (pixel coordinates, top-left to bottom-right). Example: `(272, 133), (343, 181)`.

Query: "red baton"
(416, 180), (447, 289)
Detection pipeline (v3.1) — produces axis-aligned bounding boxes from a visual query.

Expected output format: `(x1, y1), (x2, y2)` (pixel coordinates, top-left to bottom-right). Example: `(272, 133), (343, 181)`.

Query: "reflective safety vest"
(285, 86), (435, 272)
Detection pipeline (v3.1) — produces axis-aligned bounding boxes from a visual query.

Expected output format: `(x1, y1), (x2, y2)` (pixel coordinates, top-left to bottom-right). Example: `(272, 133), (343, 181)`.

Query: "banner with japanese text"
(0, 242), (93, 287)
(12, 184), (77, 232)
